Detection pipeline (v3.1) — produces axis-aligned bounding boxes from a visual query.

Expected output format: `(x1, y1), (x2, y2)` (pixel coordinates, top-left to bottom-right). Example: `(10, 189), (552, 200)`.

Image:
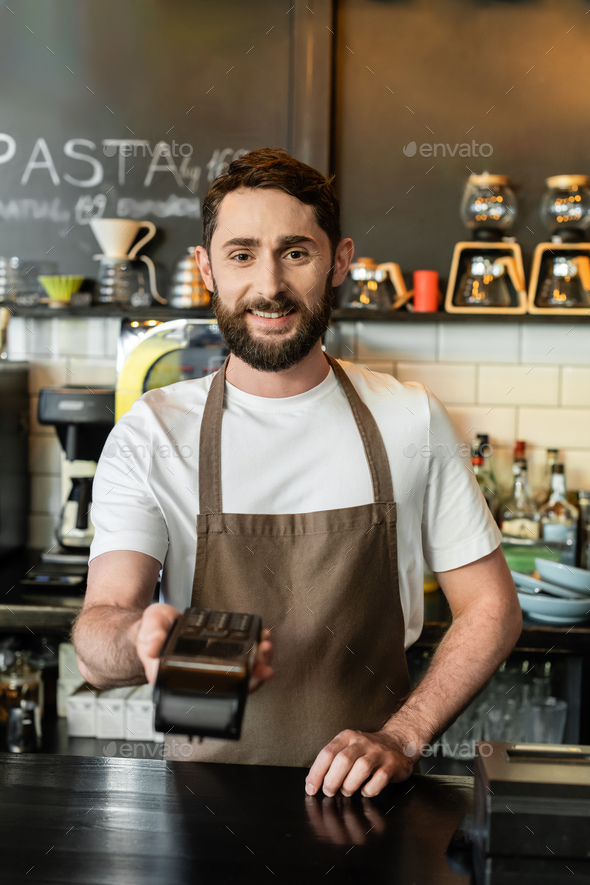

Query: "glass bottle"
(471, 436), (498, 519)
(500, 441), (540, 540)
(535, 448), (559, 507)
(539, 464), (578, 566)
(477, 433), (499, 490)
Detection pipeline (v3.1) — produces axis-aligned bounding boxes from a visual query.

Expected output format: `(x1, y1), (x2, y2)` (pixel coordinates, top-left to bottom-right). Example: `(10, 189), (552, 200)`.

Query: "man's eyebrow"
(221, 237), (260, 250)
(277, 235), (318, 247)
(220, 235), (318, 251)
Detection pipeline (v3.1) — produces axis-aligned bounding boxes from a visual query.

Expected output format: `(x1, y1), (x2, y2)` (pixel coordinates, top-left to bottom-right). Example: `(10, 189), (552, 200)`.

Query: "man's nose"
(254, 255), (285, 300)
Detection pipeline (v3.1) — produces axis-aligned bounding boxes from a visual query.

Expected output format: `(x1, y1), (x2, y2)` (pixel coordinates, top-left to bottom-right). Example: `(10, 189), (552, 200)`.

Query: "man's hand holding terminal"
(135, 604), (274, 691)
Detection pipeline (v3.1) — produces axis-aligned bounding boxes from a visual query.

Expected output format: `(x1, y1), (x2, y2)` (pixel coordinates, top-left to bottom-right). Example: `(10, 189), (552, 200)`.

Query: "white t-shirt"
(89, 360), (501, 648)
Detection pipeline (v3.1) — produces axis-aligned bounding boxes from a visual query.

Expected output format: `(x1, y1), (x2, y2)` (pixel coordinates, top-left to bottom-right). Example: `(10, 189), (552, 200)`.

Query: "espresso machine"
(37, 387), (115, 560)
(445, 173), (527, 314)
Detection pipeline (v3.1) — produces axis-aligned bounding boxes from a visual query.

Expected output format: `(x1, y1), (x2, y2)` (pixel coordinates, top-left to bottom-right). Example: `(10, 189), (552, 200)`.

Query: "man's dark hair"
(202, 148), (341, 256)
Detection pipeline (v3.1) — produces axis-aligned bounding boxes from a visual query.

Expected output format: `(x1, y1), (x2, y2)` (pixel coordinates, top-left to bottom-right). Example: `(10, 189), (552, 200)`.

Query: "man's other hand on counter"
(305, 728), (414, 799)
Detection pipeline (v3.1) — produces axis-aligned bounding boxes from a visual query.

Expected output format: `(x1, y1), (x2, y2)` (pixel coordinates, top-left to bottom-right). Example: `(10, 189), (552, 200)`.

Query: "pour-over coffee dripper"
(89, 218), (166, 305)
(38, 275), (85, 308)
(90, 219), (156, 259)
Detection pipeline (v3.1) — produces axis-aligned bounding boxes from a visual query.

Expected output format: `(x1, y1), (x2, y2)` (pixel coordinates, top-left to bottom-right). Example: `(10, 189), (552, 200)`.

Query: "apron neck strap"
(198, 355), (228, 516)
(324, 355), (394, 504)
(198, 354), (394, 514)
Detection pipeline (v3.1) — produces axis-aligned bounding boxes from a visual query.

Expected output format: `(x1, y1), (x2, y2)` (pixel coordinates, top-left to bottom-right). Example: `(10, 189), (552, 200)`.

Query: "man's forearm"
(381, 596), (522, 755)
(71, 605), (146, 690)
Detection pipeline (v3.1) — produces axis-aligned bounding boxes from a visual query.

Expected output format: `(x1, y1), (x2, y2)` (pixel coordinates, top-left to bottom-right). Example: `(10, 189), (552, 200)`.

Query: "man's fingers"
(305, 732), (352, 795)
(135, 604), (180, 681)
(306, 730), (415, 798)
(359, 765), (393, 798)
(143, 657), (160, 686)
(257, 639), (273, 667)
(248, 664), (273, 693)
(341, 755), (379, 797)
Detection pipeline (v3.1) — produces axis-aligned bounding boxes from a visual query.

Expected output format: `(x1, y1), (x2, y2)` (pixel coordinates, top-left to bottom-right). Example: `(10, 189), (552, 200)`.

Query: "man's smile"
(249, 307), (295, 319)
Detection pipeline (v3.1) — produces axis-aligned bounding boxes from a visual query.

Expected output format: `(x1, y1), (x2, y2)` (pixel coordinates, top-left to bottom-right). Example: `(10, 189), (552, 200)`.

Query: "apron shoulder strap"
(325, 355), (394, 504)
(197, 356), (228, 515)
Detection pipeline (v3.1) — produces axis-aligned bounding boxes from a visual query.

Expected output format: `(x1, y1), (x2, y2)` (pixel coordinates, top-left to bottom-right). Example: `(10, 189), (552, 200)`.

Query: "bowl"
(511, 570), (586, 600)
(535, 558), (590, 593)
(516, 590), (590, 625)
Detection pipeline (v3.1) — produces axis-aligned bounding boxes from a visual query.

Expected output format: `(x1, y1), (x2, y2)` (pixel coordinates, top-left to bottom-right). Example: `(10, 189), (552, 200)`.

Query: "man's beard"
(211, 278), (334, 373)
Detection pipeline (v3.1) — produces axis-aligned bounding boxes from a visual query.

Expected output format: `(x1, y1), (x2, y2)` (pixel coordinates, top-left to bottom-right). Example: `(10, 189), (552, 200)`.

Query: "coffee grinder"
(528, 175), (590, 315)
(445, 173), (527, 314)
(38, 387), (115, 558)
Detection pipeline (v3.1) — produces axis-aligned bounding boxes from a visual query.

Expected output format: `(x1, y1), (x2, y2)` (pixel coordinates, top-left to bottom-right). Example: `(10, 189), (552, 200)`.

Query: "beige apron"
(165, 355), (411, 766)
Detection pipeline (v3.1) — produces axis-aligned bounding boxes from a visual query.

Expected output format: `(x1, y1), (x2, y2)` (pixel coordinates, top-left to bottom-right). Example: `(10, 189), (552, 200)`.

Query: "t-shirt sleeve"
(421, 388), (502, 573)
(88, 397), (169, 566)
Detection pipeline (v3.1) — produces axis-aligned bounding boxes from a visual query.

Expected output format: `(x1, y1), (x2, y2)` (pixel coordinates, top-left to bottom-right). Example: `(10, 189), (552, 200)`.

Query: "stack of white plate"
(512, 559), (590, 625)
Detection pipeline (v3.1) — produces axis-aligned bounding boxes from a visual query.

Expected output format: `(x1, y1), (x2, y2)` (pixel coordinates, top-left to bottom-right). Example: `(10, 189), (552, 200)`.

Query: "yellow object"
(38, 275), (84, 304)
(115, 330), (183, 421)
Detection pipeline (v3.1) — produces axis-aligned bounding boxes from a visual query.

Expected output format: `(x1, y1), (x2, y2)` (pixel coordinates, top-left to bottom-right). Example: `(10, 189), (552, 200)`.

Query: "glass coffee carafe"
(0, 257), (56, 307)
(540, 175), (590, 240)
(460, 173), (518, 239)
(338, 257), (407, 309)
(94, 257), (153, 307)
(536, 254), (590, 308)
(455, 254), (523, 308)
(0, 650), (43, 733)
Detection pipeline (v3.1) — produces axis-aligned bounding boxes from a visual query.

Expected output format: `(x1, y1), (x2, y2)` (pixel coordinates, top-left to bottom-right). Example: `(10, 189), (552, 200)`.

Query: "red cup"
(413, 270), (440, 312)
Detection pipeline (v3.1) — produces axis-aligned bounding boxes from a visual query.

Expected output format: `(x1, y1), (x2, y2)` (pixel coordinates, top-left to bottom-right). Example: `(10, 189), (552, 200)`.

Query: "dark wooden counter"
(0, 754), (472, 884)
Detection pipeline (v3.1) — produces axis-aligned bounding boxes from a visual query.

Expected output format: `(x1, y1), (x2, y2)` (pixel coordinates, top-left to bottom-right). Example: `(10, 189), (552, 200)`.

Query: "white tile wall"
(28, 434), (62, 474)
(478, 364), (560, 406)
(562, 367), (590, 407)
(7, 314), (590, 549)
(396, 362), (475, 404)
(560, 450), (590, 491)
(356, 321), (437, 361)
(65, 359), (117, 387)
(521, 324), (590, 366)
(31, 475), (62, 515)
(438, 322), (520, 363)
(518, 408), (590, 450)
(445, 406), (517, 448)
(327, 321), (355, 359)
(354, 359), (396, 376)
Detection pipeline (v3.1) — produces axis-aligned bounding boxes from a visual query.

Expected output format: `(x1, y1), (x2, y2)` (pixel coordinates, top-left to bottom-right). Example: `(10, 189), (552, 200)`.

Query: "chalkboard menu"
(0, 0), (305, 288)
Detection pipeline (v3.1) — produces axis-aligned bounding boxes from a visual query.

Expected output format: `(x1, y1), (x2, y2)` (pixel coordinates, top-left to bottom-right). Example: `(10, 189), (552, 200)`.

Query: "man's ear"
(195, 246), (214, 291)
(331, 238), (354, 288)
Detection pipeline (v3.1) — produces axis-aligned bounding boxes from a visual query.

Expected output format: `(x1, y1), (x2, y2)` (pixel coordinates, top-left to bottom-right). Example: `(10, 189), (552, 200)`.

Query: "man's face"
(196, 188), (351, 372)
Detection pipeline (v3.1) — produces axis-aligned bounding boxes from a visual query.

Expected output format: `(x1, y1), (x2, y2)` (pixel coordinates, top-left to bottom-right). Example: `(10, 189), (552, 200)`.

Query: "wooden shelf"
(5, 305), (214, 321)
(5, 305), (590, 323)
